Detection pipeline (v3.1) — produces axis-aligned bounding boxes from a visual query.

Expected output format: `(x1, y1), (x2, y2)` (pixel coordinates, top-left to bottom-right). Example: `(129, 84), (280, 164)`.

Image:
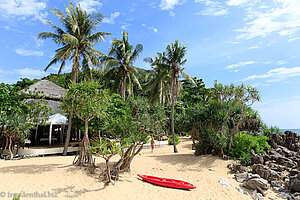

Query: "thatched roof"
(22, 80), (66, 100)
(26, 99), (64, 116)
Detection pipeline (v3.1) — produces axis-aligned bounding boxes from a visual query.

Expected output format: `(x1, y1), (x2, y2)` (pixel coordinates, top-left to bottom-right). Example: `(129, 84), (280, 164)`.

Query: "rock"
(219, 178), (231, 187)
(235, 172), (248, 183)
(251, 149), (265, 165)
(277, 157), (297, 168)
(276, 192), (291, 199)
(247, 178), (269, 190)
(268, 163), (286, 172)
(291, 192), (300, 200)
(290, 174), (300, 192)
(253, 164), (280, 182)
(251, 190), (264, 200)
(273, 187), (284, 193)
(290, 170), (300, 177)
(247, 173), (261, 180)
(269, 149), (282, 161)
(228, 162), (250, 173)
(271, 180), (283, 188)
(236, 187), (248, 195)
(245, 178), (269, 196)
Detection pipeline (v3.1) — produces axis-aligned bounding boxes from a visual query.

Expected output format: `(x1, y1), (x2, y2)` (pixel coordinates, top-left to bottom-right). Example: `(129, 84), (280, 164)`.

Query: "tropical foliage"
(38, 2), (110, 155)
(62, 81), (110, 167)
(101, 31), (143, 100)
(230, 132), (270, 165)
(145, 40), (195, 153)
(0, 83), (51, 159)
(38, 2), (110, 81)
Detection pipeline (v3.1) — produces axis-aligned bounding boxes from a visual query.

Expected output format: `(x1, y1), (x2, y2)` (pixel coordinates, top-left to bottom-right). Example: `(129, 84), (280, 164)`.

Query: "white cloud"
(15, 48), (44, 56)
(169, 11), (175, 17)
(289, 37), (300, 42)
(103, 12), (120, 24)
(248, 45), (259, 49)
(226, 0), (250, 6)
(15, 68), (47, 78)
(195, 0), (228, 16)
(234, 0), (300, 40)
(226, 61), (256, 69)
(0, 0), (47, 20)
(159, 0), (184, 10)
(276, 60), (287, 65)
(149, 27), (158, 33)
(149, 2), (157, 9)
(244, 67), (300, 82)
(121, 23), (131, 30)
(78, 0), (102, 13)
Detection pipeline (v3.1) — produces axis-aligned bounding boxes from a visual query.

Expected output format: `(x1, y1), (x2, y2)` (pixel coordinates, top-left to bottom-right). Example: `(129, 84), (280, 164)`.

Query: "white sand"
(0, 138), (278, 200)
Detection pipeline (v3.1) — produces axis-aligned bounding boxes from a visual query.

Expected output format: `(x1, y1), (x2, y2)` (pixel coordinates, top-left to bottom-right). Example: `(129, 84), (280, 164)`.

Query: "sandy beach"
(0, 138), (277, 200)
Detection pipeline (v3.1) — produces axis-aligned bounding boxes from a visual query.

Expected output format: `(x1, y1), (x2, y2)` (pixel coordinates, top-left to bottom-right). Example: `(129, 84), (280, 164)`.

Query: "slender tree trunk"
(73, 119), (93, 167)
(62, 115), (72, 156)
(8, 136), (13, 160)
(119, 73), (126, 101)
(171, 72), (178, 153)
(106, 157), (112, 184)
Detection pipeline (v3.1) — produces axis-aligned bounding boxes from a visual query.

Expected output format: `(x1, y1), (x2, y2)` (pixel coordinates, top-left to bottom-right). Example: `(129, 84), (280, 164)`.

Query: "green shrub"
(230, 132), (270, 165)
(168, 134), (180, 145)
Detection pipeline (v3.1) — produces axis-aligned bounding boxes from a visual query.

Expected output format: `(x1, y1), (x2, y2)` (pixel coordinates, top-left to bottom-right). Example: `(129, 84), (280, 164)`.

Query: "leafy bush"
(168, 134), (180, 145)
(230, 132), (270, 165)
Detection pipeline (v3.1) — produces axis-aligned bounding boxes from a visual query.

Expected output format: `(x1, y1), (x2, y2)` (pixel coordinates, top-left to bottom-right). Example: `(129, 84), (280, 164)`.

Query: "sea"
(280, 129), (300, 135)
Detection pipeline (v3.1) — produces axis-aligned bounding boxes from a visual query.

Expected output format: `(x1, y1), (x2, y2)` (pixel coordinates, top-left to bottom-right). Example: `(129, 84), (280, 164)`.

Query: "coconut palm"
(101, 32), (143, 101)
(144, 52), (172, 105)
(146, 41), (195, 153)
(38, 2), (110, 81)
(38, 2), (110, 156)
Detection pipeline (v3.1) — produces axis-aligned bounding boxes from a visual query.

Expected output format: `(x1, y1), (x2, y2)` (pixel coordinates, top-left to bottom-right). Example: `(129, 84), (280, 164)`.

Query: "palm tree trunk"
(171, 72), (178, 153)
(63, 60), (77, 156)
(119, 73), (126, 101)
(62, 115), (72, 156)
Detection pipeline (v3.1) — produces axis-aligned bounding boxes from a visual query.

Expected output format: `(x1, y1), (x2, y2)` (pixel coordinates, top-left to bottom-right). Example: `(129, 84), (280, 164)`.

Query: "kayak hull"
(137, 174), (196, 189)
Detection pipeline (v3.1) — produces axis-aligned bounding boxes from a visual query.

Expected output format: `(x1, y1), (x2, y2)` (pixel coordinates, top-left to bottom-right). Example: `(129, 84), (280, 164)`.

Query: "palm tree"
(146, 41), (195, 153)
(144, 52), (172, 105)
(101, 32), (143, 101)
(38, 2), (110, 155)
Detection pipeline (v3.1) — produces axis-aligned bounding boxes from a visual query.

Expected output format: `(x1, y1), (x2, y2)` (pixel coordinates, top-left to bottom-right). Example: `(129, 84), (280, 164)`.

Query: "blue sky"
(0, 0), (299, 128)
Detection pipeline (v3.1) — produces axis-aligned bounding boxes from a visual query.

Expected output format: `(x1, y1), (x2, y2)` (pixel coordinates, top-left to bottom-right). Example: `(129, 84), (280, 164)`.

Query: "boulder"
(291, 192), (300, 200)
(250, 190), (264, 200)
(253, 164), (280, 182)
(228, 162), (250, 173)
(277, 157), (297, 168)
(235, 172), (248, 183)
(290, 174), (300, 192)
(244, 177), (269, 196)
(271, 180), (283, 188)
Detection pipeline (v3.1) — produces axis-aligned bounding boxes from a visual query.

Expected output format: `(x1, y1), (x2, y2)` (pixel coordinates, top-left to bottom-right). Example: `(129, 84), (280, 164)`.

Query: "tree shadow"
(51, 184), (107, 198)
(0, 164), (62, 174)
(148, 154), (220, 172)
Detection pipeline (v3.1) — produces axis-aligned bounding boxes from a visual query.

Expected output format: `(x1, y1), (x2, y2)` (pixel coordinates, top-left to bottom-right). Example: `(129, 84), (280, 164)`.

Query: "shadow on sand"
(0, 164), (62, 174)
(148, 153), (220, 172)
(51, 184), (108, 198)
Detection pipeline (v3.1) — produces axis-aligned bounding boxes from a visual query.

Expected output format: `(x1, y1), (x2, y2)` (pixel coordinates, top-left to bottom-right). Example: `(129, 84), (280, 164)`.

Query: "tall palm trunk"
(171, 71), (178, 153)
(119, 72), (126, 101)
(63, 60), (77, 156)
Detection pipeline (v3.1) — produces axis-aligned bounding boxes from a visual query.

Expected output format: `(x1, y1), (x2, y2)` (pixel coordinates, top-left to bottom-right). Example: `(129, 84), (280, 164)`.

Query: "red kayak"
(137, 174), (196, 189)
